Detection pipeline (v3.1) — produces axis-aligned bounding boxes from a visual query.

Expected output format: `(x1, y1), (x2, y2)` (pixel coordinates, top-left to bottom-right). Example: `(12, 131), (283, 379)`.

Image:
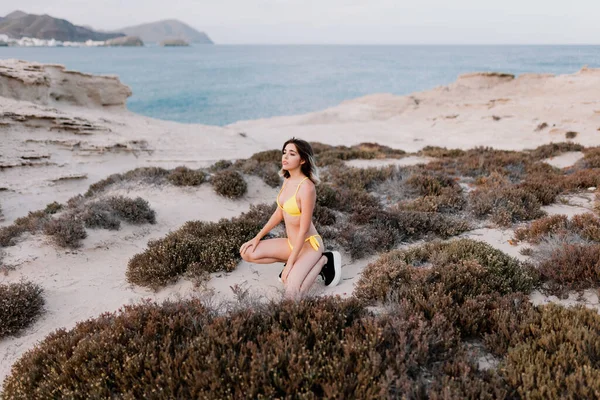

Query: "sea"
(1, 45), (599, 126)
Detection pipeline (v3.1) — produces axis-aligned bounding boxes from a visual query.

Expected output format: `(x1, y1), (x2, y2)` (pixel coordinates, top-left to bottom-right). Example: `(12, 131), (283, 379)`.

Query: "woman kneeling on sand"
(240, 138), (341, 299)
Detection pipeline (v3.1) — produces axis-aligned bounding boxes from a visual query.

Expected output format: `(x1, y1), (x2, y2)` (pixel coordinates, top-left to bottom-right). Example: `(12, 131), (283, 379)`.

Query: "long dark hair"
(281, 137), (320, 184)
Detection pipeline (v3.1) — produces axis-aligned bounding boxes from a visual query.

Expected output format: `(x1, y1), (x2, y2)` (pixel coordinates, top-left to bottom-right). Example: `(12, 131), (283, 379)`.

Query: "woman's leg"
(240, 238), (291, 264)
(284, 241), (327, 299)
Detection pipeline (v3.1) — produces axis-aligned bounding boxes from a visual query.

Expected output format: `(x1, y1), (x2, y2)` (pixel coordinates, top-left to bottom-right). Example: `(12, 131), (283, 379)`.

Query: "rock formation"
(105, 36), (144, 47)
(0, 59), (132, 108)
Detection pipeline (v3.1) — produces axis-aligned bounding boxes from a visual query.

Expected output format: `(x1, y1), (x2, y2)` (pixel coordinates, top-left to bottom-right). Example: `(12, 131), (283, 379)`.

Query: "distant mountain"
(5, 11), (28, 19)
(116, 19), (213, 44)
(0, 11), (124, 41)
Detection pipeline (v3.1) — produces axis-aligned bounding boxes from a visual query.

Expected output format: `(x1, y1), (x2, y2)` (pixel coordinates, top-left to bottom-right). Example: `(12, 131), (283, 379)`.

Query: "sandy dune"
(2, 60), (600, 383)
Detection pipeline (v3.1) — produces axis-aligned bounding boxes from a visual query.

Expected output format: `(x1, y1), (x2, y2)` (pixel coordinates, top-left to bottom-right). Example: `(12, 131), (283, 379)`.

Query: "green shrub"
(324, 165), (395, 191)
(355, 239), (538, 304)
(211, 170), (248, 198)
(167, 166), (206, 186)
(43, 214), (87, 248)
(404, 172), (457, 196)
(106, 196), (156, 225)
(250, 149), (282, 163)
(419, 146), (466, 158)
(502, 304), (600, 399)
(81, 201), (121, 230)
(127, 204), (272, 289)
(209, 159), (233, 172)
(43, 202), (63, 214)
(0, 281), (44, 338)
(236, 159), (281, 188)
(469, 185), (545, 226)
(398, 187), (466, 213)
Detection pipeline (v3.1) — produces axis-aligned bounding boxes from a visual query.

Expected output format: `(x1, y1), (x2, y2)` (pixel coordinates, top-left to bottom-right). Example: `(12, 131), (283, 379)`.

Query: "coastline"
(2, 59), (600, 385)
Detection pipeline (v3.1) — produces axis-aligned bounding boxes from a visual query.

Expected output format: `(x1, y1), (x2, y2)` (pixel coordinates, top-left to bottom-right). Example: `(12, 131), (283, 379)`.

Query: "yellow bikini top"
(277, 177), (309, 217)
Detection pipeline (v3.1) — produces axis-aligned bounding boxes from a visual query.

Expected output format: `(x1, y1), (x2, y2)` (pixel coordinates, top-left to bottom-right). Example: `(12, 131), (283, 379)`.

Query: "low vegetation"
(0, 281), (44, 338)
(7, 142), (600, 398)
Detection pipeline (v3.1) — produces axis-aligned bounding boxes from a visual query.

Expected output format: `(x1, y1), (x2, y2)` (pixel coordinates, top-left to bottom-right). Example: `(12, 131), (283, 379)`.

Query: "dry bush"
(355, 238), (538, 304)
(167, 166), (206, 186)
(537, 242), (600, 294)
(528, 142), (584, 160)
(515, 213), (600, 245)
(404, 172), (458, 196)
(84, 173), (123, 197)
(43, 214), (87, 249)
(211, 170), (248, 198)
(315, 183), (338, 208)
(85, 167), (170, 197)
(324, 164), (395, 191)
(43, 202), (63, 214)
(312, 204), (336, 227)
(398, 187), (466, 213)
(571, 212), (600, 241)
(209, 159), (233, 172)
(81, 201), (121, 230)
(2, 296), (493, 399)
(502, 304), (600, 399)
(581, 147), (600, 168)
(514, 214), (569, 243)
(313, 142), (405, 166)
(328, 220), (399, 259)
(561, 168), (600, 191)
(425, 147), (531, 182)
(418, 146), (465, 158)
(250, 149), (282, 163)
(327, 207), (469, 260)
(392, 210), (471, 239)
(106, 196), (156, 225)
(127, 204), (272, 289)
(0, 281), (44, 338)
(236, 159), (281, 188)
(0, 210), (52, 247)
(469, 185), (545, 227)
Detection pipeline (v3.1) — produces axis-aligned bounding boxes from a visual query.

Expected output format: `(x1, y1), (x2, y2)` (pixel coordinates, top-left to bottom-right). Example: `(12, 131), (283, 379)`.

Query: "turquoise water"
(1, 45), (599, 126)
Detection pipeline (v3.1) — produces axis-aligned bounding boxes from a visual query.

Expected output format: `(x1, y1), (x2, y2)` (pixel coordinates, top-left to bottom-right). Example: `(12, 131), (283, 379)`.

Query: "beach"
(2, 58), (600, 390)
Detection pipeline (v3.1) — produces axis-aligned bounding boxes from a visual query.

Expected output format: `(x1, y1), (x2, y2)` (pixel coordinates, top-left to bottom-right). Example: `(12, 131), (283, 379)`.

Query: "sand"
(2, 60), (600, 383)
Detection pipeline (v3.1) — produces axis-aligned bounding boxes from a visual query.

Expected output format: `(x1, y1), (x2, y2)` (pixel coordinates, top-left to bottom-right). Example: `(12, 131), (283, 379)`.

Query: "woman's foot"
(320, 251), (342, 286)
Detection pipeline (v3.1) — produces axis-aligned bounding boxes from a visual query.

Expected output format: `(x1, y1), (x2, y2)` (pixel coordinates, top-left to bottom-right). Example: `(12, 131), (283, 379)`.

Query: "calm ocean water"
(1, 45), (599, 126)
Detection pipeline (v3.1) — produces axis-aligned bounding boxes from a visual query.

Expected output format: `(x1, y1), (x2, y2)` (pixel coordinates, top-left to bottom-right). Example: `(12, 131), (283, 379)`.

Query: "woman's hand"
(240, 236), (260, 256)
(281, 262), (293, 284)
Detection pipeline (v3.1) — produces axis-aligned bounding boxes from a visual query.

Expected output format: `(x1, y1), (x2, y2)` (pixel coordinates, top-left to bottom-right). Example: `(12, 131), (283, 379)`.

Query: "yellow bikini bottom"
(287, 234), (322, 251)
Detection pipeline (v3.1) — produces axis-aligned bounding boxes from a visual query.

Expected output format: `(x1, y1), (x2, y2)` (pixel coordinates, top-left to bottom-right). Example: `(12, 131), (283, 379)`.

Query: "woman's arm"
(287, 183), (316, 266)
(255, 207), (283, 240)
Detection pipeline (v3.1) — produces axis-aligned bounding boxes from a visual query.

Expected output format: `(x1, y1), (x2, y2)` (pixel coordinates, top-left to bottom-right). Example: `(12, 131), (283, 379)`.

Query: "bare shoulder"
(299, 179), (316, 195)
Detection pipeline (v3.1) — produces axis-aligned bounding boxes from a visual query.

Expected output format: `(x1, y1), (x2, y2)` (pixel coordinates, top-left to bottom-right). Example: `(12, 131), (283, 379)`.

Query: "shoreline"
(2, 59), (600, 385)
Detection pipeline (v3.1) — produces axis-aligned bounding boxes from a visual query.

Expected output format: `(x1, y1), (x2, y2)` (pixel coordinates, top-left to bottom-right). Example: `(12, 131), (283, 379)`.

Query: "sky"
(1, 0), (599, 45)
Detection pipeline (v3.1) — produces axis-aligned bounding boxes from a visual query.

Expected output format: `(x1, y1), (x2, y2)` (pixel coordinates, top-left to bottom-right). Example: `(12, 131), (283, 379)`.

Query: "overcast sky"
(2, 0), (599, 44)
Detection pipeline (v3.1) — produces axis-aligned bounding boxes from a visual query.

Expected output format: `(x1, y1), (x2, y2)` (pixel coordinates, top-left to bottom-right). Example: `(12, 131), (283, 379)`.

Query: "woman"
(239, 138), (341, 299)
